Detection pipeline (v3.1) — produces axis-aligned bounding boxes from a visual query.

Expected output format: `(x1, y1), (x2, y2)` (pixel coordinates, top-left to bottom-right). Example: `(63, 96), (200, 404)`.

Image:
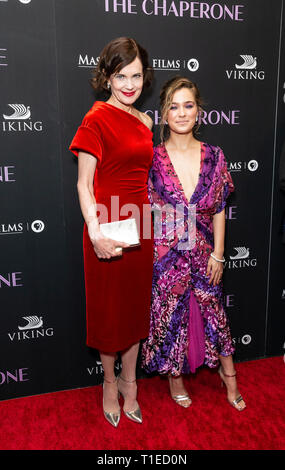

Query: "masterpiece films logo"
(77, 54), (199, 72)
(232, 334), (252, 346)
(228, 159), (259, 173)
(152, 58), (199, 72)
(0, 220), (45, 235)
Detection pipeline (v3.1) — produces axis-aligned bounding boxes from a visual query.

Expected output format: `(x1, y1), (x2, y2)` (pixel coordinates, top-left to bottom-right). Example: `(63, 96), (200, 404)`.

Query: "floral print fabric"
(141, 142), (235, 375)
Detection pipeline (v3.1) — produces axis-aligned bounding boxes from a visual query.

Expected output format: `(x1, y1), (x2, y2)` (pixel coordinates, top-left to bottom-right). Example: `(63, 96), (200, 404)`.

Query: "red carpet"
(0, 356), (284, 450)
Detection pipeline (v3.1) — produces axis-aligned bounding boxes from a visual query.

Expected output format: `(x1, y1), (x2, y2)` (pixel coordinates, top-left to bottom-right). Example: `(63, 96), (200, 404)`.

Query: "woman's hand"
(87, 218), (129, 259)
(94, 238), (129, 259)
(206, 254), (224, 286)
(91, 232), (129, 259)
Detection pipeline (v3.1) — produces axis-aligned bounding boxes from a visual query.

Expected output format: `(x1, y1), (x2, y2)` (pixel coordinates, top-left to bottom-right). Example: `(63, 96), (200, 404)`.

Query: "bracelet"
(210, 252), (225, 263)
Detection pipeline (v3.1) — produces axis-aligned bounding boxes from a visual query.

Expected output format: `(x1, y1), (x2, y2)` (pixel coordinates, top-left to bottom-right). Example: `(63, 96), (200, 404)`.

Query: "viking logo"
(3, 104), (31, 120)
(18, 316), (43, 330)
(229, 247), (250, 260)
(235, 55), (257, 70)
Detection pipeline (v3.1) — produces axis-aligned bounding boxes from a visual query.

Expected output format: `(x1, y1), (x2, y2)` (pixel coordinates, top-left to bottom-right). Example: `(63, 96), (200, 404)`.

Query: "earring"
(107, 82), (111, 89)
(195, 115), (198, 123)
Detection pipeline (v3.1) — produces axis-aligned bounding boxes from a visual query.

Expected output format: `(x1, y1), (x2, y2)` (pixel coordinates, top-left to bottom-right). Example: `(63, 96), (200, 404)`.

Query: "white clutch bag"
(100, 218), (140, 251)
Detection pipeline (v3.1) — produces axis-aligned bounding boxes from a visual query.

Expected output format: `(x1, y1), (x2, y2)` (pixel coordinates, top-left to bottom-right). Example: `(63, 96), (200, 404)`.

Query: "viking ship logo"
(18, 316), (43, 330)
(3, 104), (31, 120)
(8, 316), (54, 342)
(226, 55), (264, 80)
(235, 55), (257, 70)
(229, 247), (250, 260)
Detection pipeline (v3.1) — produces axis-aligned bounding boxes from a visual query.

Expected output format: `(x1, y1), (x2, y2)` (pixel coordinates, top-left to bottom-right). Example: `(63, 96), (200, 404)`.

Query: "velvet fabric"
(70, 101), (153, 352)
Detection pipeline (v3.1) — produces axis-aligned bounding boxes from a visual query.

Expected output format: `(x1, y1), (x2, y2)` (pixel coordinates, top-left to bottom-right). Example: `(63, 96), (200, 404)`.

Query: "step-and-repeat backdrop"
(1, 0), (285, 400)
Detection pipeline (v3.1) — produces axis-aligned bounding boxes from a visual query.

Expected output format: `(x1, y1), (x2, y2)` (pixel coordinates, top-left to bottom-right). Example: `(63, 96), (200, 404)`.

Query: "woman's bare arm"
(77, 151), (128, 258)
(206, 209), (225, 285)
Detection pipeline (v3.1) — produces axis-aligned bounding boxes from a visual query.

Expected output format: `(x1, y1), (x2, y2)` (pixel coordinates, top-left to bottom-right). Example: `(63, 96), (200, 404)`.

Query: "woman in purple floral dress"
(141, 77), (246, 411)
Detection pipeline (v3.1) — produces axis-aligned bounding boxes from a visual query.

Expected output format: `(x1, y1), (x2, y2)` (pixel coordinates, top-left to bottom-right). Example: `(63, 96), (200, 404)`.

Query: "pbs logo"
(241, 334), (252, 345)
(248, 160), (258, 172)
(31, 220), (45, 233)
(187, 58), (199, 72)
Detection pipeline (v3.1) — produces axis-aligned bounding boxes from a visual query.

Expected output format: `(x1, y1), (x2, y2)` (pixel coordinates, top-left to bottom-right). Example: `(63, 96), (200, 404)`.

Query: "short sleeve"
(214, 148), (235, 214)
(69, 116), (103, 165)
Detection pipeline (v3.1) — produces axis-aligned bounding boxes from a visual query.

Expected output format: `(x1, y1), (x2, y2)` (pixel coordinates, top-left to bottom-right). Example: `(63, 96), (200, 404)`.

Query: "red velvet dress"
(69, 101), (153, 352)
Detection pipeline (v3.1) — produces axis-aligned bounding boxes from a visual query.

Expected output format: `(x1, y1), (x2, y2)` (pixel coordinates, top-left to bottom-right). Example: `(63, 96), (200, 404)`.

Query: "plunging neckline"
(163, 141), (204, 204)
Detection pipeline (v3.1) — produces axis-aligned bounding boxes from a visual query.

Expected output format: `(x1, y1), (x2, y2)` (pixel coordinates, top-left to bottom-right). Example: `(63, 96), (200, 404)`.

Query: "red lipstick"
(122, 91), (136, 97)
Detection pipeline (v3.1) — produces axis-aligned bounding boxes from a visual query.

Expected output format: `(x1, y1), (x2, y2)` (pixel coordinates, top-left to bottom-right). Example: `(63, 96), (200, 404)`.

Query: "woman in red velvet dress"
(69, 38), (153, 427)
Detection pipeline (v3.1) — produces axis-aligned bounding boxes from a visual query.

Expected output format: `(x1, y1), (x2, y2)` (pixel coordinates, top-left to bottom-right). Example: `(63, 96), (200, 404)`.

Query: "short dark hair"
(91, 37), (153, 92)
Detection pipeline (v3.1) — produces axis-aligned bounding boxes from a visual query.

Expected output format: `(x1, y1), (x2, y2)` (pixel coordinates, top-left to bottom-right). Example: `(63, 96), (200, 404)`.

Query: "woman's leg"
(219, 354), (246, 410)
(118, 342), (140, 413)
(100, 351), (120, 413)
(168, 374), (192, 407)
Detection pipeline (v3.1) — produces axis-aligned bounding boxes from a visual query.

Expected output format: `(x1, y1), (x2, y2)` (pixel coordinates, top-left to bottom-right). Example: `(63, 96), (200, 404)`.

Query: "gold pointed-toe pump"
(102, 377), (121, 427)
(117, 375), (143, 424)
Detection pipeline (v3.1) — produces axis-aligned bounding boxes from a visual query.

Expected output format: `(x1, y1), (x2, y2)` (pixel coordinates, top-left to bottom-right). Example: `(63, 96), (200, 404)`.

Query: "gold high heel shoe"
(218, 366), (246, 411)
(102, 377), (121, 427)
(117, 375), (143, 424)
(168, 374), (192, 408)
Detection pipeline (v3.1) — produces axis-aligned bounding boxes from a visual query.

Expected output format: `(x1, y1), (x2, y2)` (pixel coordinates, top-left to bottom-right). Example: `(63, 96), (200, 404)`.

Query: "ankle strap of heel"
(104, 377), (118, 384)
(118, 374), (136, 383)
(220, 366), (236, 378)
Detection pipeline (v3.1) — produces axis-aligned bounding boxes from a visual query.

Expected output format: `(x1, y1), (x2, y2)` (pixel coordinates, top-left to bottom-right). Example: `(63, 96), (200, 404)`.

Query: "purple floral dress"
(141, 142), (235, 376)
